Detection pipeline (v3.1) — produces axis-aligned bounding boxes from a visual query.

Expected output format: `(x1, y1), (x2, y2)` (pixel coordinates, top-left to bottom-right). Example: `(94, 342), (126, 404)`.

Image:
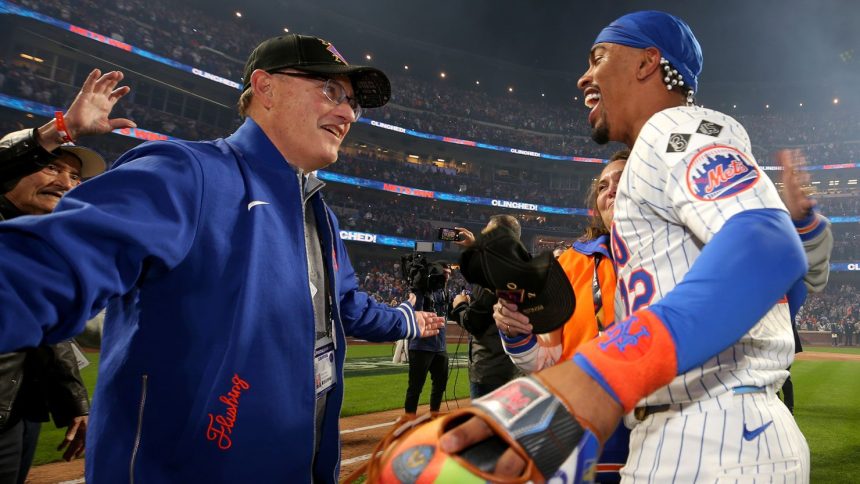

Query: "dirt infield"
(25, 350), (858, 482)
(795, 350), (860, 362)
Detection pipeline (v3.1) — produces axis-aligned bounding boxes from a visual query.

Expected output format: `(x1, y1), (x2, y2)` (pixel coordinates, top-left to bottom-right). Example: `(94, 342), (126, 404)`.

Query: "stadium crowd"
(327, 188), (586, 237)
(352, 256), (468, 308)
(796, 284), (860, 345)
(10, 0), (860, 163)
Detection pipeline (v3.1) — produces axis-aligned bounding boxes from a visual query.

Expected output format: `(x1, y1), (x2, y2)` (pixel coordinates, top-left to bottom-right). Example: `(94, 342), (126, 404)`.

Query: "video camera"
(401, 253), (449, 292)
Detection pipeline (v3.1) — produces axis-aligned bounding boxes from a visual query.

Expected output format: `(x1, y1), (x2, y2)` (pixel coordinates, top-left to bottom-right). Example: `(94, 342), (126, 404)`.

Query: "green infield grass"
(799, 345), (860, 355)
(32, 353), (99, 466)
(791, 358), (860, 483)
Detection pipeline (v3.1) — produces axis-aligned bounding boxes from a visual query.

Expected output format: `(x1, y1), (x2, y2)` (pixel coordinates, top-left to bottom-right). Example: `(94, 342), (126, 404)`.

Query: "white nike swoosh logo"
(247, 201), (270, 211)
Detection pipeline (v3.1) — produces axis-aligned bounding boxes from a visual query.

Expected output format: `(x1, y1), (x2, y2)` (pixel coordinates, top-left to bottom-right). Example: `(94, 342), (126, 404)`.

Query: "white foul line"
(340, 420), (395, 434)
(341, 453), (374, 466)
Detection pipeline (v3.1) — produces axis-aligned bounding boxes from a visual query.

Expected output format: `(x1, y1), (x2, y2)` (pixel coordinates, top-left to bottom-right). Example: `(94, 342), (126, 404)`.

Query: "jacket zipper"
(299, 172), (321, 483)
(304, 177), (341, 482)
(129, 374), (148, 484)
(320, 202), (345, 483)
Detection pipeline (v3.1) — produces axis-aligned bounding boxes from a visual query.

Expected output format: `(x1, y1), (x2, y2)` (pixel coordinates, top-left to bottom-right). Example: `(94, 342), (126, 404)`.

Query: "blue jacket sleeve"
(647, 209), (807, 373)
(0, 141), (203, 351)
(329, 211), (418, 342)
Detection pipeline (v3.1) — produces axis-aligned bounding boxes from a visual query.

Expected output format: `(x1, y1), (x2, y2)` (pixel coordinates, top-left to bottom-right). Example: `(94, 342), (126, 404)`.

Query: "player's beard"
(590, 111), (610, 145)
(591, 123), (610, 145)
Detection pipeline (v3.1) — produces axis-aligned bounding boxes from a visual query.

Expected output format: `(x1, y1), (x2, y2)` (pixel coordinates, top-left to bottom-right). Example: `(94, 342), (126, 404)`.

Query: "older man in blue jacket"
(0, 34), (443, 482)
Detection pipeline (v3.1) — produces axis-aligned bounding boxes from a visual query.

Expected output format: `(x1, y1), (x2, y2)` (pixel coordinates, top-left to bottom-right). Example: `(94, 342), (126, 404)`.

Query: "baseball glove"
(345, 375), (601, 483)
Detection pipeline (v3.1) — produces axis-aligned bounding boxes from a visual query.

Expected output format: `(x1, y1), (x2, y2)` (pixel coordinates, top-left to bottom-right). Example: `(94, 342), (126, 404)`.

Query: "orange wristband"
(575, 309), (678, 412)
(54, 111), (74, 143)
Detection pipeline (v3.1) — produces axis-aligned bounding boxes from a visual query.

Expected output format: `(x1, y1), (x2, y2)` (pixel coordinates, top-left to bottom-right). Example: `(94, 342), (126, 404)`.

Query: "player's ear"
(637, 47), (662, 81)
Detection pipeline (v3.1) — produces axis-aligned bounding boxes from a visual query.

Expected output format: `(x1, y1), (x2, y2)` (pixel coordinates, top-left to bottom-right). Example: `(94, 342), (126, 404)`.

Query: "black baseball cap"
(242, 34), (391, 109)
(459, 227), (575, 334)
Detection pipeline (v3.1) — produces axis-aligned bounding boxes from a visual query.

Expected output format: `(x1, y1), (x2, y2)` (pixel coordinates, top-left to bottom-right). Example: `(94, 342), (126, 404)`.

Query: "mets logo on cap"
(685, 145), (760, 201)
(320, 40), (348, 65)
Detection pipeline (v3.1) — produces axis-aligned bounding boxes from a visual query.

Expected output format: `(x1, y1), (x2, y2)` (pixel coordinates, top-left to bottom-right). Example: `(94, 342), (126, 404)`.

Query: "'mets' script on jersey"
(612, 106), (794, 407)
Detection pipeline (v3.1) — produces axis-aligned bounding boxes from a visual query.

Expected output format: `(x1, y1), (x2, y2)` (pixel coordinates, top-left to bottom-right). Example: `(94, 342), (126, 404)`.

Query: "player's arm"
(329, 210), (442, 342)
(493, 299), (563, 373)
(0, 142), (204, 351)
(576, 208), (806, 410)
(573, 125), (808, 411)
(778, 149), (833, 293)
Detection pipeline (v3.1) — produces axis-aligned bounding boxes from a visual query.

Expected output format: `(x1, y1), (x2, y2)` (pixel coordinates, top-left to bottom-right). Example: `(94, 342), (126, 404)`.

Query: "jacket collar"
(572, 234), (611, 259)
(226, 117), (298, 174)
(227, 118), (328, 202)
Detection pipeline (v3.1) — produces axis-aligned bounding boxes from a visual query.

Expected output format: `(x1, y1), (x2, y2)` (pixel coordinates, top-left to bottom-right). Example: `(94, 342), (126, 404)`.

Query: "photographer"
(401, 258), (451, 421)
(449, 215), (522, 398)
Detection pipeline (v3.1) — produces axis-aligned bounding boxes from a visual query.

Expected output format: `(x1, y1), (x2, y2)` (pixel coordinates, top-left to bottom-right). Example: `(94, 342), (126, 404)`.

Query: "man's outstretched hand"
(416, 311), (445, 337)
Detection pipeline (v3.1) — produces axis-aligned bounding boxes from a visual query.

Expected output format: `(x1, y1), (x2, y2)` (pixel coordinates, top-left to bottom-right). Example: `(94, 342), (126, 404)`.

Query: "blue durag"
(594, 10), (703, 93)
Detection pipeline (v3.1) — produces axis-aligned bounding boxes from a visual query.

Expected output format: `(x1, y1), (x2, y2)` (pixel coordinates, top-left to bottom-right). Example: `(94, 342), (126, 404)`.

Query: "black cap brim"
(294, 64), (391, 108)
(520, 257), (576, 334)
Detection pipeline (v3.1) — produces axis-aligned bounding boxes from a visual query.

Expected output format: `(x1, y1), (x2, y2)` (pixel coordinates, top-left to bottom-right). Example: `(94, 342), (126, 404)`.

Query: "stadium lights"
(765, 104), (770, 109)
(19, 53), (44, 63)
(365, 54), (372, 61)
(849, 180), (858, 185)
(541, 93), (545, 97)
(833, 98), (840, 104)
(440, 72), (446, 79)
(733, 104), (737, 109)
(437, 158), (445, 162)
(235, 11), (242, 17)
(508, 87), (514, 93)
(404, 65), (409, 70)
(408, 154), (419, 159)
(283, 28), (289, 33)
(799, 102), (803, 107)
(475, 80), (480, 85)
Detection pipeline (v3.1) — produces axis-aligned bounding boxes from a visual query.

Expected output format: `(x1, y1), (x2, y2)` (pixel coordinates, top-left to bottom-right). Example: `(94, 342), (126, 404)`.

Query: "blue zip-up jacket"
(0, 118), (419, 482)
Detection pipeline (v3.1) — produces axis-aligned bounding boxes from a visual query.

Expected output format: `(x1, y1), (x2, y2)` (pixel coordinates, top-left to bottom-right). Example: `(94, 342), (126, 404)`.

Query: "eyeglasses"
(271, 71), (363, 120)
(42, 163), (82, 186)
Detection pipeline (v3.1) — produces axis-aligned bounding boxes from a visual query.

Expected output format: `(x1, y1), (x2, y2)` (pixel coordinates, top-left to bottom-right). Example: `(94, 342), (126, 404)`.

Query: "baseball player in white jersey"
(610, 107), (809, 482)
(379, 11), (811, 484)
(574, 11), (809, 482)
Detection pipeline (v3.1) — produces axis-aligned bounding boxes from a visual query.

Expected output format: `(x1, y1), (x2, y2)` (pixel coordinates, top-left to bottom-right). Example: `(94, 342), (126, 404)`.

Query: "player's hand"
(57, 415), (87, 461)
(416, 312), (444, 338)
(494, 299), (533, 337)
(63, 69), (136, 140)
(777, 149), (816, 221)
(407, 292), (417, 307)
(454, 227), (476, 247)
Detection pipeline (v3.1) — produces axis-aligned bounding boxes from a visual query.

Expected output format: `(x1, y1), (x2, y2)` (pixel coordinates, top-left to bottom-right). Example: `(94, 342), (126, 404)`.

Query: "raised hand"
(777, 149), (815, 221)
(63, 69), (136, 139)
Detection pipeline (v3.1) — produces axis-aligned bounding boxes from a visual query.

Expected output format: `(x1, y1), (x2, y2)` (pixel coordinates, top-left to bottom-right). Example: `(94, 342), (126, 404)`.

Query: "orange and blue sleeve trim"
(793, 211), (826, 242)
(500, 331), (537, 355)
(574, 309), (678, 412)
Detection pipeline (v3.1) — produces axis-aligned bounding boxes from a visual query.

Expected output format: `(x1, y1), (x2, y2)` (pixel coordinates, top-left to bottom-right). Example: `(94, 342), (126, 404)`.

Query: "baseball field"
(27, 344), (860, 483)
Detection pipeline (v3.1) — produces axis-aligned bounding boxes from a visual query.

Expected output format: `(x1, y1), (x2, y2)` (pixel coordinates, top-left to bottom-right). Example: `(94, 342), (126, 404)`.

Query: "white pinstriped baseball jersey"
(611, 106), (794, 408)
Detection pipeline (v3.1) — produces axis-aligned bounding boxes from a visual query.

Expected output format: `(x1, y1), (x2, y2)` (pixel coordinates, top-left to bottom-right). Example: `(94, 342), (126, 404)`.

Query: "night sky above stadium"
(188, 0), (859, 113)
